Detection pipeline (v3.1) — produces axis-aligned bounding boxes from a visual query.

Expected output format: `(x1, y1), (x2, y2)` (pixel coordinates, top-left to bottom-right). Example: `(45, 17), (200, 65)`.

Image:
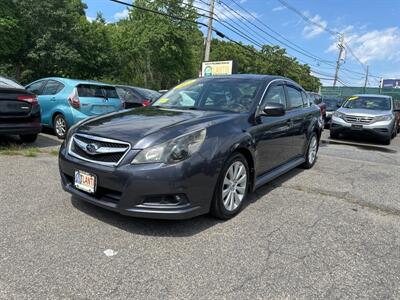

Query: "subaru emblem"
(86, 143), (99, 154)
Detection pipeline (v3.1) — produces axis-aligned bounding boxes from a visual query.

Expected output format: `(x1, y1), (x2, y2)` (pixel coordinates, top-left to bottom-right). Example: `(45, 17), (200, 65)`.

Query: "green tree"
(109, 0), (203, 89)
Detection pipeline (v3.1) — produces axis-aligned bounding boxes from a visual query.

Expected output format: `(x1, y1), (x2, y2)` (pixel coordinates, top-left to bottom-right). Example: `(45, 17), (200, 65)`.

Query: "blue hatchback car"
(26, 77), (123, 138)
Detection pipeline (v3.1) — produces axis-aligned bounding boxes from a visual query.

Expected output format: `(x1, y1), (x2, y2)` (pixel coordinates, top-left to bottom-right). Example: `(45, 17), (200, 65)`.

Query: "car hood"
(76, 107), (237, 148)
(338, 107), (392, 117)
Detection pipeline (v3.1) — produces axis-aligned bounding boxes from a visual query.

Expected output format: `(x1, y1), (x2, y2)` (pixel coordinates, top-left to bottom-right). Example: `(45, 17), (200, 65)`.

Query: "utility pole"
(204, 0), (215, 62)
(333, 34), (344, 87)
(363, 65), (369, 88)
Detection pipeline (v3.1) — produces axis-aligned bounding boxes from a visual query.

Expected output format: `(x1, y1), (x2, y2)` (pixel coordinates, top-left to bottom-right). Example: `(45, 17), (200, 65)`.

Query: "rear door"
(77, 84), (122, 116)
(284, 84), (309, 158)
(39, 80), (65, 126)
(251, 82), (294, 175)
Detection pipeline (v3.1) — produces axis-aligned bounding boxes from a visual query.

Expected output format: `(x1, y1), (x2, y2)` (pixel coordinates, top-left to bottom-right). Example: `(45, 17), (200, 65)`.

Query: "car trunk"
(0, 89), (33, 121)
(76, 84), (121, 116)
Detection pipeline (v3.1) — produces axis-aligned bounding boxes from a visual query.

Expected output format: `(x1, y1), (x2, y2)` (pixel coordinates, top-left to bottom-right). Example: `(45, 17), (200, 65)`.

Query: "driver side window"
(263, 85), (286, 108)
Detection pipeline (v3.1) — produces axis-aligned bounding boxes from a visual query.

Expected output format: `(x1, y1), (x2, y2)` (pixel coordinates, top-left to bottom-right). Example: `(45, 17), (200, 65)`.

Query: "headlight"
(374, 114), (393, 122)
(132, 128), (207, 164)
(333, 111), (345, 119)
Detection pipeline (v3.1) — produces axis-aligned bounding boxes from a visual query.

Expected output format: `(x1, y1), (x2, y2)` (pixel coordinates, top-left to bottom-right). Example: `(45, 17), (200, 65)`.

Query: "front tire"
(20, 134), (38, 143)
(53, 114), (67, 139)
(301, 133), (318, 169)
(210, 153), (249, 220)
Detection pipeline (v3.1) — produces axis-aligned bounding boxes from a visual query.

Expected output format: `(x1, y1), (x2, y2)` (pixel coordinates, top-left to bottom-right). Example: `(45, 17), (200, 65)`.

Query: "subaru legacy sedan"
(330, 94), (399, 144)
(26, 78), (123, 139)
(59, 75), (322, 220)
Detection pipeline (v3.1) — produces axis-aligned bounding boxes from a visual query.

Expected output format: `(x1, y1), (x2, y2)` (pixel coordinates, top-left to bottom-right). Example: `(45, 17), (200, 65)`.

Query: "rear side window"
(116, 87), (140, 102)
(26, 81), (45, 95)
(301, 91), (310, 107)
(286, 86), (304, 109)
(77, 84), (119, 99)
(42, 80), (64, 95)
(263, 85), (286, 108)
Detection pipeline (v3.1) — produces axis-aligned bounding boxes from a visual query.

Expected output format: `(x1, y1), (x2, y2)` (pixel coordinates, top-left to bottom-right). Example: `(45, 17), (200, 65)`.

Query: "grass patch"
(50, 149), (59, 156)
(0, 144), (41, 157)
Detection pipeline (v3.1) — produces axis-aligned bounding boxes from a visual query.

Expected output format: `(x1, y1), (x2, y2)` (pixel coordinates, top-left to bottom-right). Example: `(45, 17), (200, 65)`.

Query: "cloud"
(86, 15), (95, 22)
(272, 6), (286, 12)
(302, 12), (327, 39)
(327, 27), (400, 64)
(114, 8), (129, 20)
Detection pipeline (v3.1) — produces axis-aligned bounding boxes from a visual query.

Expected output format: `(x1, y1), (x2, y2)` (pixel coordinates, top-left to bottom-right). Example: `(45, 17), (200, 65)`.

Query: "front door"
(251, 82), (294, 176)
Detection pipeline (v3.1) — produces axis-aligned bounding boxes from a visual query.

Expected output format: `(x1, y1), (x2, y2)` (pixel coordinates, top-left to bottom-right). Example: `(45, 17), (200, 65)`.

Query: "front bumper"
(330, 116), (394, 139)
(59, 143), (222, 220)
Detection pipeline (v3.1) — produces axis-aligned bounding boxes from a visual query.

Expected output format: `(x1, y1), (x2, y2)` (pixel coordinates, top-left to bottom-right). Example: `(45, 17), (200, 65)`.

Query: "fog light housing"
(143, 194), (188, 206)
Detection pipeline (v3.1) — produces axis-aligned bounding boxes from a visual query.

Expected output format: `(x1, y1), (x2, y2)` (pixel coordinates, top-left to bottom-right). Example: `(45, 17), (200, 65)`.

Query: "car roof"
(352, 94), (391, 98)
(34, 77), (114, 87)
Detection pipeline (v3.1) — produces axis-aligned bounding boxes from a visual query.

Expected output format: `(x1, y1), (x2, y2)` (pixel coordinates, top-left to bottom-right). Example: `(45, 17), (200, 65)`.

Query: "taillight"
(18, 95), (38, 104)
(68, 88), (80, 109)
(142, 100), (151, 106)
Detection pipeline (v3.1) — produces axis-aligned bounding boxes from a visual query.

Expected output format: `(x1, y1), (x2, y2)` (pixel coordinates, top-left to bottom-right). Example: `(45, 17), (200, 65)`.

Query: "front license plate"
(351, 124), (363, 130)
(74, 170), (96, 194)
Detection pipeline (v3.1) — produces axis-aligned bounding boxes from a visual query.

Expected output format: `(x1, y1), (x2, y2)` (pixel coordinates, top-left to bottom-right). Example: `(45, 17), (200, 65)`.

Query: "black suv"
(59, 75), (322, 220)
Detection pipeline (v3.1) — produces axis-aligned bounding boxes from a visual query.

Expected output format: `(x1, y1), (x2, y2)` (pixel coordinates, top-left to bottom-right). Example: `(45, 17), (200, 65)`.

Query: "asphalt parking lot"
(1, 131), (400, 299)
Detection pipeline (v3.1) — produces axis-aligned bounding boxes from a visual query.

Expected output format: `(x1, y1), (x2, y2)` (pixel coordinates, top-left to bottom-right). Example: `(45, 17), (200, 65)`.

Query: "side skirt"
(253, 157), (305, 191)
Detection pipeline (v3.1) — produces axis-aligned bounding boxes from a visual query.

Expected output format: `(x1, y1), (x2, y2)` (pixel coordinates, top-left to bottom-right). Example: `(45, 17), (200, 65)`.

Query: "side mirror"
(261, 102), (285, 116)
(336, 103), (342, 108)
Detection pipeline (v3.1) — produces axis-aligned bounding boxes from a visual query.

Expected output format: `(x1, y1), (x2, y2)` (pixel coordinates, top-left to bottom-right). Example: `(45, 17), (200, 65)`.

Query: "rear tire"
(210, 153), (249, 220)
(301, 133), (318, 169)
(20, 134), (38, 143)
(53, 114), (67, 139)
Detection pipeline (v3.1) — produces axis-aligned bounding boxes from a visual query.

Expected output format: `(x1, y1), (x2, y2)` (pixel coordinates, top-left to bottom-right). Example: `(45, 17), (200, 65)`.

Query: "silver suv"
(330, 94), (399, 145)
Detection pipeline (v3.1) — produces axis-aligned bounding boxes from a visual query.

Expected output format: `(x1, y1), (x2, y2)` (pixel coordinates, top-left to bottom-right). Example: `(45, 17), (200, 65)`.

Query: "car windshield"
(0, 76), (24, 89)
(323, 98), (341, 110)
(135, 87), (161, 100)
(342, 96), (391, 110)
(77, 84), (119, 99)
(152, 78), (261, 113)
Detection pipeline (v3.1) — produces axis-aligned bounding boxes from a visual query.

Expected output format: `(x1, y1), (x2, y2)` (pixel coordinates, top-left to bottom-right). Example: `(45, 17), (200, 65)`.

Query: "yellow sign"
(201, 60), (234, 77)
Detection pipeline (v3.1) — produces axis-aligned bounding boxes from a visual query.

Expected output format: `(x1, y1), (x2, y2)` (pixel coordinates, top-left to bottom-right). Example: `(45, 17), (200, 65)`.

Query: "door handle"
(50, 97), (56, 101)
(286, 119), (293, 126)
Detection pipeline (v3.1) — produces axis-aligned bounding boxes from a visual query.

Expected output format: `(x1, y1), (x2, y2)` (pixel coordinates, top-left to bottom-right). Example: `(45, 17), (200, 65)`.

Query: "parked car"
(116, 85), (161, 108)
(307, 92), (327, 124)
(0, 76), (41, 143)
(59, 75), (322, 220)
(330, 94), (399, 145)
(322, 96), (343, 125)
(26, 78), (123, 139)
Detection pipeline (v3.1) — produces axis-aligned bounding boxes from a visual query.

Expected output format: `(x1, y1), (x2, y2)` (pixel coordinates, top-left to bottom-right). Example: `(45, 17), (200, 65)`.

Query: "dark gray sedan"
(59, 75), (322, 220)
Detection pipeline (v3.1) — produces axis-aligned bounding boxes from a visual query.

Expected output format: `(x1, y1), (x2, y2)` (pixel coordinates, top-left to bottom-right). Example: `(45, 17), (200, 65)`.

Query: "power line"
(191, 0), (372, 84)
(221, 0), (337, 65)
(109, 0), (344, 85)
(276, 0), (375, 77)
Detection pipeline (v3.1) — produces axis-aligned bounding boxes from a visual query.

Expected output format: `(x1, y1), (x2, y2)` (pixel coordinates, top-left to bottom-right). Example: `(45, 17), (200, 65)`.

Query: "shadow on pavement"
(0, 132), (61, 149)
(70, 166), (305, 237)
(320, 137), (397, 154)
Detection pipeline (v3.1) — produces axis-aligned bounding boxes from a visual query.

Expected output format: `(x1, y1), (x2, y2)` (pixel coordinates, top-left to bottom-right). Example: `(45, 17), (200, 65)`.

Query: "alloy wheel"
(55, 116), (66, 138)
(308, 136), (318, 164)
(222, 161), (247, 212)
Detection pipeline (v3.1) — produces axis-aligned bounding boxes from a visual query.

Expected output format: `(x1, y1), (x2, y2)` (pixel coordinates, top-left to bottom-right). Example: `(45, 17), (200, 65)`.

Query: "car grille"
(68, 133), (131, 166)
(343, 115), (374, 124)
